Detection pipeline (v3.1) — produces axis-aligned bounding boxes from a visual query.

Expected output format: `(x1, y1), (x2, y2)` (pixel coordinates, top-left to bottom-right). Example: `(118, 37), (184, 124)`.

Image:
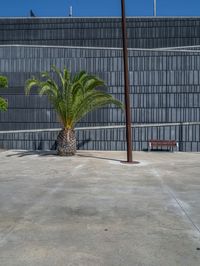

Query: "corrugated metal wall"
(0, 17), (200, 48)
(0, 45), (199, 151)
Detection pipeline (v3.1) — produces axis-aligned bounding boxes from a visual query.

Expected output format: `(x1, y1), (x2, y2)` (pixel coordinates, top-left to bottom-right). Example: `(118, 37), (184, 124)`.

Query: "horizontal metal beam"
(0, 122), (200, 134)
(1, 44), (200, 53)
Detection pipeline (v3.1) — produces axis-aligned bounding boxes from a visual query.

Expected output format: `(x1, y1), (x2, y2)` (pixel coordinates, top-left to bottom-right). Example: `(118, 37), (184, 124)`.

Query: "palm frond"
(84, 78), (105, 92)
(41, 72), (60, 92)
(0, 75), (8, 112)
(24, 67), (124, 129)
(25, 78), (41, 95)
(72, 90), (124, 127)
(51, 65), (65, 88)
(0, 97), (8, 111)
(0, 76), (8, 89)
(63, 68), (71, 84)
(72, 71), (87, 83)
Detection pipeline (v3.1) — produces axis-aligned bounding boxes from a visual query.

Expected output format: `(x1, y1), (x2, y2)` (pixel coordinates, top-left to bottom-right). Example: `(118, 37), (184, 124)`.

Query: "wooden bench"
(148, 140), (178, 151)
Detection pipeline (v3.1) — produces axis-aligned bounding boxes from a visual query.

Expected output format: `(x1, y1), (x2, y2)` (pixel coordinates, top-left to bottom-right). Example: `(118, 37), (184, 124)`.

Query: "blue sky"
(0, 0), (200, 17)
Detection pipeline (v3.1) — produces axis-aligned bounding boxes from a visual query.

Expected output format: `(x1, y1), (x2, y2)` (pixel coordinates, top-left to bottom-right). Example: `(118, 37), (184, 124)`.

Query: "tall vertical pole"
(154, 0), (157, 16)
(69, 6), (73, 17)
(121, 0), (133, 163)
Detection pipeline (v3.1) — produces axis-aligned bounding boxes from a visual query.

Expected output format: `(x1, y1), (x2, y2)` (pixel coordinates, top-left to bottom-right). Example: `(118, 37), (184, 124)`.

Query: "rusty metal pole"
(121, 0), (133, 163)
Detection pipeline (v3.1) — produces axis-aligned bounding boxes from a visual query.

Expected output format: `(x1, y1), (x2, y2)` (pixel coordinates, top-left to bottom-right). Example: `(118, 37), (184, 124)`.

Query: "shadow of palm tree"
(77, 139), (91, 149)
(6, 150), (57, 157)
(76, 153), (122, 162)
(6, 150), (123, 162)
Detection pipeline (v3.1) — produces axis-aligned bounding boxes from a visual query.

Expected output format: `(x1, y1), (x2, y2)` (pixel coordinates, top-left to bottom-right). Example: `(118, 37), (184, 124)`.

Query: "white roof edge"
(0, 44), (200, 53)
(1, 16), (200, 19)
(0, 44), (122, 51)
(154, 44), (200, 50)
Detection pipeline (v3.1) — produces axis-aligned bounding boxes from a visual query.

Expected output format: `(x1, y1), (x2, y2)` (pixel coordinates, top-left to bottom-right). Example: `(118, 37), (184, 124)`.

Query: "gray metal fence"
(0, 45), (199, 151)
(1, 17), (200, 48)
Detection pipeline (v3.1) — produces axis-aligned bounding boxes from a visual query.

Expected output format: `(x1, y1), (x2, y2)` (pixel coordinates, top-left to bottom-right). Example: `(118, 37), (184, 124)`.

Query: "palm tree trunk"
(56, 128), (76, 156)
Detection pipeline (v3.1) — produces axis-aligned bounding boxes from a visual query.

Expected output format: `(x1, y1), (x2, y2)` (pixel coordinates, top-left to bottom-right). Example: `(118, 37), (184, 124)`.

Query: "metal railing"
(0, 121), (199, 134)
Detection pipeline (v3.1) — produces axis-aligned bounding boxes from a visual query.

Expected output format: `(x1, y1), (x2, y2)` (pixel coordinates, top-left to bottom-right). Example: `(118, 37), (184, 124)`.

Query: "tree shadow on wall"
(77, 139), (91, 149)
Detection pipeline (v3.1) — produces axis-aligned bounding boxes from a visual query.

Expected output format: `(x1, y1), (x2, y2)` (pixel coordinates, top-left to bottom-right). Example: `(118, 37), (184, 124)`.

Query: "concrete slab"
(0, 150), (200, 266)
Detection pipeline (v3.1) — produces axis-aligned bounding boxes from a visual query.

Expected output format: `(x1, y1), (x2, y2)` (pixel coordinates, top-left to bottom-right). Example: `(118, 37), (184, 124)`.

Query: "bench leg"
(148, 143), (151, 152)
(176, 142), (179, 152)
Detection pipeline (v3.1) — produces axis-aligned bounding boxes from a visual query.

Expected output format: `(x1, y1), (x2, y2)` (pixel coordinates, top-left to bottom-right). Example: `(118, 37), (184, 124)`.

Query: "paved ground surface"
(0, 150), (200, 266)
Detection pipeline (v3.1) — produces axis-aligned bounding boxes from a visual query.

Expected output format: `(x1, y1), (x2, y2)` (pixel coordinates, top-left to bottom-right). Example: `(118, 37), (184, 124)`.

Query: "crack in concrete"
(152, 168), (200, 237)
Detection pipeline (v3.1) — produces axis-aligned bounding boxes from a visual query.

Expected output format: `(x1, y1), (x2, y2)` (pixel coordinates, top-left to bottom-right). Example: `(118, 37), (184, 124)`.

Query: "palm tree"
(25, 66), (124, 156)
(0, 76), (8, 112)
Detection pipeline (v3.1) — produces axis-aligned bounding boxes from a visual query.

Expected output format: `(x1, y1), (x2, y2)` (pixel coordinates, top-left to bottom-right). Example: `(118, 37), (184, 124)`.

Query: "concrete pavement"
(0, 150), (200, 266)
